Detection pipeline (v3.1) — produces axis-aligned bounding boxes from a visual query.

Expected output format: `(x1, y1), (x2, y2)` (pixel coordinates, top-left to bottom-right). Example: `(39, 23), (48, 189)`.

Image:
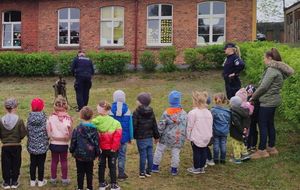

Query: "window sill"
(146, 45), (173, 49)
(55, 46), (81, 50)
(0, 47), (23, 51)
(99, 46), (125, 50)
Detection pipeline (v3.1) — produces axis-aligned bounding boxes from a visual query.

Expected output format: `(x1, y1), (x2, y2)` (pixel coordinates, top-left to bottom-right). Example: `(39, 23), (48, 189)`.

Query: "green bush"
(0, 52), (56, 76)
(184, 45), (224, 71)
(159, 46), (177, 72)
(140, 51), (157, 72)
(88, 51), (131, 75)
(239, 42), (300, 123)
(56, 52), (77, 76)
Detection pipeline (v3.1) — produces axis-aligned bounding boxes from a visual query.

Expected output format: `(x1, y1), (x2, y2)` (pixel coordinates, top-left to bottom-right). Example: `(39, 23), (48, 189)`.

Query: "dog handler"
(71, 50), (94, 112)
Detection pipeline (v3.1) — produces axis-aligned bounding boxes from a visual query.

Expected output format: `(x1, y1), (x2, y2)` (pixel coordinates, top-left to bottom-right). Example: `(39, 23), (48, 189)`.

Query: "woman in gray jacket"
(250, 48), (294, 159)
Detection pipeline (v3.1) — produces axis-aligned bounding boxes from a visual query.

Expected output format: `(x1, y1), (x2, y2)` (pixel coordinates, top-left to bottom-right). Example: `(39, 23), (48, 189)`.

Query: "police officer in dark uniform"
(223, 43), (245, 99)
(71, 50), (94, 112)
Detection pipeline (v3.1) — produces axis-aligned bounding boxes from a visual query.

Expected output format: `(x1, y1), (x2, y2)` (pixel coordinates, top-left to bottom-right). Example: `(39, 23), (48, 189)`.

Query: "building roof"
(285, 1), (300, 12)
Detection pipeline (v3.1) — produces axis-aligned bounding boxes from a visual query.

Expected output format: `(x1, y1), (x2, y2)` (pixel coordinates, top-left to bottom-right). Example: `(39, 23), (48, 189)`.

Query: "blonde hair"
(234, 45), (241, 58)
(53, 95), (68, 112)
(213, 93), (228, 105)
(192, 91), (208, 108)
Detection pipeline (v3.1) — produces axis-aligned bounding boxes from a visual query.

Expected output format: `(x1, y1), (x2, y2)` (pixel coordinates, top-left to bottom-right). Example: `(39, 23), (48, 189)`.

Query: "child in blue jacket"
(110, 90), (133, 181)
(211, 93), (231, 164)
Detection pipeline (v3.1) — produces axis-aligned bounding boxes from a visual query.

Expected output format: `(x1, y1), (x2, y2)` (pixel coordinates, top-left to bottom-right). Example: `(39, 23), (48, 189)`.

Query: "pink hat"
(235, 88), (248, 102)
(31, 98), (44, 112)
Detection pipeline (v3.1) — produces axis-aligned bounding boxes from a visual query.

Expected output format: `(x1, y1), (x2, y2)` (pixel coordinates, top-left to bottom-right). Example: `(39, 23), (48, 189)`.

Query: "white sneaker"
(206, 159), (215, 166)
(30, 180), (36, 187)
(38, 179), (47, 187)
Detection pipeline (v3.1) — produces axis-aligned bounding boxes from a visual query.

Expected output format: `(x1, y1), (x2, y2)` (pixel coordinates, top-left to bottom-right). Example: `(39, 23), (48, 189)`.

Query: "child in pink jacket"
(186, 91), (213, 174)
(47, 96), (73, 186)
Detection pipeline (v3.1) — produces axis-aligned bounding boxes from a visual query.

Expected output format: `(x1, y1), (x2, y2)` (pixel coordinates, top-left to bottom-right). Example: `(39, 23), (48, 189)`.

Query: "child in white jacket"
(186, 91), (213, 174)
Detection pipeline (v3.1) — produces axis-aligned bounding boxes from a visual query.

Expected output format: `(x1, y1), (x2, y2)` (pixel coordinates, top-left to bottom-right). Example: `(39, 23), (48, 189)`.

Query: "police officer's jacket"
(71, 56), (94, 78)
(223, 54), (245, 78)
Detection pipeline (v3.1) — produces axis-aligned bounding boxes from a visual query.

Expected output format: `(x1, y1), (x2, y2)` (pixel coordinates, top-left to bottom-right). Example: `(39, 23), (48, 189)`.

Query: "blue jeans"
(118, 143), (127, 175)
(191, 143), (207, 169)
(213, 136), (227, 161)
(136, 138), (153, 174)
(258, 107), (276, 150)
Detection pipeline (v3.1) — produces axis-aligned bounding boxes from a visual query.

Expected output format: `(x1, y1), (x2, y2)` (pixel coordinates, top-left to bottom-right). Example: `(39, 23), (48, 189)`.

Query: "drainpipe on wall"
(134, 0), (139, 70)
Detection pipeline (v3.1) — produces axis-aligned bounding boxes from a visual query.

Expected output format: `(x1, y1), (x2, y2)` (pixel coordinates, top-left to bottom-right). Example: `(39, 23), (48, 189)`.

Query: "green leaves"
(159, 46), (177, 72)
(140, 51), (157, 72)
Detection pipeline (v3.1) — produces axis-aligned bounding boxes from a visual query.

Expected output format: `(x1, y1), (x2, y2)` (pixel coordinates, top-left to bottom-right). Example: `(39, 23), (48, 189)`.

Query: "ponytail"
(234, 45), (241, 58)
(265, 48), (282, 61)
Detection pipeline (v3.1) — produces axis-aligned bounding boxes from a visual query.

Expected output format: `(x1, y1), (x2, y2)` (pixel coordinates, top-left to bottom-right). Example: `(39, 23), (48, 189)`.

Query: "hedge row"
(0, 51), (131, 76)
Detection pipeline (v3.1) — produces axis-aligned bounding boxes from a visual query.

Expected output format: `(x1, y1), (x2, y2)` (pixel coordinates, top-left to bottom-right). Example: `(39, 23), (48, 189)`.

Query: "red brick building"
(0, 0), (257, 64)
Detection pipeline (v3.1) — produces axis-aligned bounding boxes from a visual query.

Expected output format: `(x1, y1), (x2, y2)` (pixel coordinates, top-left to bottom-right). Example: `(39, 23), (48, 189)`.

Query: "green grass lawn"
(0, 71), (300, 190)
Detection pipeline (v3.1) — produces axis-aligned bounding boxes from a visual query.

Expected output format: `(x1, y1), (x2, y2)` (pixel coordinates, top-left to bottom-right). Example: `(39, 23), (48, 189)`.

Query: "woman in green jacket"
(250, 48), (294, 159)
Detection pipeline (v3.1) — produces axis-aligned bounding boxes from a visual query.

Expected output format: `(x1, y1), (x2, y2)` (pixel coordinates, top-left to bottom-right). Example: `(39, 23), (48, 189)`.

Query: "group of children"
(0, 86), (263, 190)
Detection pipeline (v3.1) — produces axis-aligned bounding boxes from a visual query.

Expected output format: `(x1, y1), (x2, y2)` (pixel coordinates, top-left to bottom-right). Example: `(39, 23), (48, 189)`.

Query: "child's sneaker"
(145, 171), (151, 177)
(1, 182), (10, 189)
(30, 180), (36, 187)
(206, 159), (215, 166)
(241, 153), (251, 161)
(49, 178), (57, 185)
(214, 159), (220, 165)
(110, 183), (121, 190)
(229, 158), (242, 164)
(61, 178), (70, 186)
(171, 167), (178, 176)
(220, 160), (226, 164)
(99, 182), (109, 190)
(117, 173), (128, 181)
(267, 147), (279, 155)
(38, 179), (47, 187)
(187, 167), (205, 174)
(151, 164), (159, 173)
(139, 173), (146, 179)
(10, 181), (20, 189)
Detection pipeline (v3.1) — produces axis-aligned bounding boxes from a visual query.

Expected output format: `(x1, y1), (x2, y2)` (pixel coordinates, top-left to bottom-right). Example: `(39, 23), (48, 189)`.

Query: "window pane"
(161, 5), (172, 16)
(147, 19), (159, 44)
(161, 19), (172, 43)
(70, 8), (80, 19)
(101, 7), (112, 19)
(13, 24), (21, 32)
(70, 36), (79, 44)
(59, 36), (68, 44)
(114, 7), (124, 19)
(101, 21), (113, 45)
(59, 22), (68, 44)
(199, 26), (209, 35)
(3, 24), (12, 46)
(13, 24), (21, 47)
(213, 25), (224, 34)
(213, 2), (225, 14)
(148, 4), (159, 17)
(70, 22), (79, 34)
(4, 12), (10, 22)
(198, 2), (210, 15)
(213, 35), (224, 43)
(113, 21), (124, 44)
(198, 35), (209, 43)
(11, 11), (21, 22)
(59, 9), (68, 19)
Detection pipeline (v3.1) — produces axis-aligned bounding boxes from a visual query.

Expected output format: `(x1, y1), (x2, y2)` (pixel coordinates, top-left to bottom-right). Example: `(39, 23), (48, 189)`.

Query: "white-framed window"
(100, 6), (124, 46)
(197, 1), (226, 45)
(2, 11), (21, 48)
(147, 4), (173, 46)
(58, 8), (80, 46)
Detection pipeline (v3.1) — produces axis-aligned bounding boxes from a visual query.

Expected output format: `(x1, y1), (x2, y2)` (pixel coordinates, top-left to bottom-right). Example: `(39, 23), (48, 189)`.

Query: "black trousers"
(1, 146), (22, 184)
(224, 76), (241, 99)
(76, 159), (94, 190)
(74, 76), (92, 110)
(98, 150), (118, 184)
(191, 143), (207, 169)
(30, 153), (47, 181)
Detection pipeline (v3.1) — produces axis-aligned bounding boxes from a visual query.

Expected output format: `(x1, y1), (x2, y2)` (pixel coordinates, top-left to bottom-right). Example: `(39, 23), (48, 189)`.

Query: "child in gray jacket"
(152, 91), (187, 176)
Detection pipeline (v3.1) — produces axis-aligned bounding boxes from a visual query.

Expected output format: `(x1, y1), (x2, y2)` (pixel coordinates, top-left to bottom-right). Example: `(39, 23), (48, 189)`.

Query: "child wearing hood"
(70, 106), (100, 190)
(0, 98), (26, 189)
(47, 96), (73, 186)
(109, 90), (133, 181)
(152, 90), (187, 176)
(92, 101), (122, 190)
(133, 93), (160, 179)
(27, 98), (48, 187)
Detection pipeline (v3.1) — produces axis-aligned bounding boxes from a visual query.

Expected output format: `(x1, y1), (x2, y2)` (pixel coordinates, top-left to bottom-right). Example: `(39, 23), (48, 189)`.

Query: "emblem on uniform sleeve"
(234, 59), (240, 66)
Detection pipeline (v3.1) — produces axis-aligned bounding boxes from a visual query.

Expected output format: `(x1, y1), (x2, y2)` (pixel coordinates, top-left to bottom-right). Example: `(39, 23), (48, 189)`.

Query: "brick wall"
(0, 0), (255, 63)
